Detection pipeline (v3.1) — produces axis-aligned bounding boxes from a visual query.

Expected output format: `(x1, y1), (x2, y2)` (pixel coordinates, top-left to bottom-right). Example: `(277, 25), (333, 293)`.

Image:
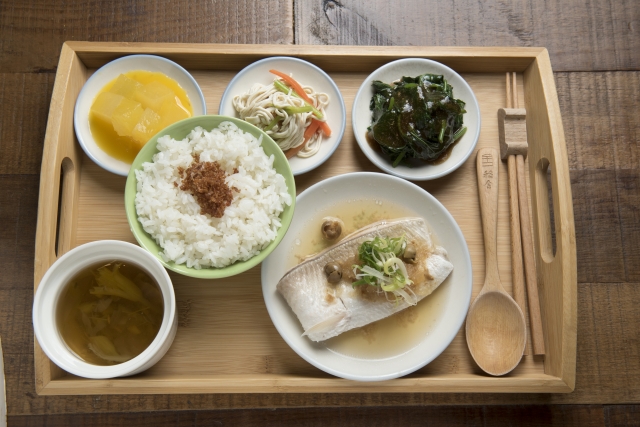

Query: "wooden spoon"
(466, 148), (527, 376)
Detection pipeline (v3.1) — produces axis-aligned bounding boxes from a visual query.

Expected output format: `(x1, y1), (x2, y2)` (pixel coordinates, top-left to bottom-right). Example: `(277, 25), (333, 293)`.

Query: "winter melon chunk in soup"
(56, 261), (164, 366)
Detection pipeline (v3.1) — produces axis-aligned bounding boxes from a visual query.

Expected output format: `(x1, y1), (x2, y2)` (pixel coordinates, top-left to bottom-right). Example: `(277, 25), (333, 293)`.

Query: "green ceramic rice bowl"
(124, 115), (296, 279)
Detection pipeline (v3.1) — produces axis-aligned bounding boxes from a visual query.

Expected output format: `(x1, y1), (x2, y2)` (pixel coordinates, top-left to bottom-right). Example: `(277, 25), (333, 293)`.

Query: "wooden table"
(1, 0), (638, 425)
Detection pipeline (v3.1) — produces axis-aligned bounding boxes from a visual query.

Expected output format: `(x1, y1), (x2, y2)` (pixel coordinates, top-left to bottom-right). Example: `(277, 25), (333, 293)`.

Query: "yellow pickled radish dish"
(89, 71), (193, 163)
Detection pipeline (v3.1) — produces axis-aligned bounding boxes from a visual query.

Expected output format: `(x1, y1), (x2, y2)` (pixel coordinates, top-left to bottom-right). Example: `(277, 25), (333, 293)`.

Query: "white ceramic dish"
(352, 58), (481, 181)
(33, 240), (177, 379)
(261, 172), (472, 381)
(219, 56), (346, 176)
(74, 54), (207, 176)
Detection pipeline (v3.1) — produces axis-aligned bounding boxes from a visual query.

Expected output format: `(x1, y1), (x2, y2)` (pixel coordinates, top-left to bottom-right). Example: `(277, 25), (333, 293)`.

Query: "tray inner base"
(64, 71), (546, 383)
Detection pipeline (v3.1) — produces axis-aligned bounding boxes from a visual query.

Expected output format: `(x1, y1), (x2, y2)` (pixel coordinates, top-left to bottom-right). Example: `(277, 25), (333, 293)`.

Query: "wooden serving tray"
(34, 42), (576, 394)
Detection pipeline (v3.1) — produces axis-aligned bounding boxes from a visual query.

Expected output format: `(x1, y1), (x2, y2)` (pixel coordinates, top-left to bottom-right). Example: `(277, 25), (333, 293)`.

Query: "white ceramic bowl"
(219, 56), (346, 176)
(352, 58), (481, 181)
(33, 240), (177, 379)
(261, 172), (473, 381)
(74, 54), (207, 176)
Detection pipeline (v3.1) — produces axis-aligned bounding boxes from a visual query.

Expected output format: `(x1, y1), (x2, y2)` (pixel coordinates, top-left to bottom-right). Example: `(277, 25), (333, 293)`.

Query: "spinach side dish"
(368, 74), (467, 166)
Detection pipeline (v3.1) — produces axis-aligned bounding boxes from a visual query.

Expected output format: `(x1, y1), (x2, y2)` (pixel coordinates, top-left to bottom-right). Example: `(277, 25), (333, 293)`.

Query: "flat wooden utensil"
(498, 72), (545, 356)
(466, 148), (526, 376)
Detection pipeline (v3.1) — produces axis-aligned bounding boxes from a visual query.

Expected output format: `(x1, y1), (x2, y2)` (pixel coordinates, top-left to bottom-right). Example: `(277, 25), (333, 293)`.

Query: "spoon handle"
(476, 148), (501, 289)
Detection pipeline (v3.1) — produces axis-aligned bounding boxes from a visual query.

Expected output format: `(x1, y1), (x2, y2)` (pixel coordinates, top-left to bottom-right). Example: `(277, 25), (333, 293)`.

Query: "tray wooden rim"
(34, 42), (576, 395)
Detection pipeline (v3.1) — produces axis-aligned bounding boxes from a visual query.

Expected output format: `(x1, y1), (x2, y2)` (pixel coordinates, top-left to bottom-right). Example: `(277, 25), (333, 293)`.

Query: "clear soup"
(56, 261), (164, 366)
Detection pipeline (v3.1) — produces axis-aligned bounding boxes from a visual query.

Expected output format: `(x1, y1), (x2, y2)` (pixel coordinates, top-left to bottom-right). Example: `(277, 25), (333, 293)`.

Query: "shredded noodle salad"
(233, 70), (331, 159)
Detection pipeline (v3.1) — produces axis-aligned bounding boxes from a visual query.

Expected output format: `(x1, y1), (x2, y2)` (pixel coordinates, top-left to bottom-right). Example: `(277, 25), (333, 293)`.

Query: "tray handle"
(34, 43), (85, 290)
(55, 157), (78, 256)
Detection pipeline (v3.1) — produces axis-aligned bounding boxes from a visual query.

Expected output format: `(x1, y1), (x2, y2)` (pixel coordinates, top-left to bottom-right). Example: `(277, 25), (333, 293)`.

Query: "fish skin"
(276, 217), (453, 341)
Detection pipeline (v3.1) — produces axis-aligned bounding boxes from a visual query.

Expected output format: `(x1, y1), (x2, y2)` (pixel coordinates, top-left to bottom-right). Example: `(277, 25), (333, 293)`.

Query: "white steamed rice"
(134, 121), (292, 269)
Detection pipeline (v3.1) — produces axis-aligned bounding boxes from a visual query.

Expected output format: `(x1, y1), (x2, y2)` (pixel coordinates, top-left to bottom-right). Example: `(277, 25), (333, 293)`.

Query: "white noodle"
(232, 76), (330, 158)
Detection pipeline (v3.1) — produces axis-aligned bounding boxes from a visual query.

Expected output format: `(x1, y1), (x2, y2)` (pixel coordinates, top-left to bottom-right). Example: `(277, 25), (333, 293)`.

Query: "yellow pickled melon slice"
(135, 81), (175, 111)
(109, 74), (143, 99)
(90, 92), (124, 125)
(159, 97), (191, 127)
(111, 98), (144, 137)
(132, 108), (163, 148)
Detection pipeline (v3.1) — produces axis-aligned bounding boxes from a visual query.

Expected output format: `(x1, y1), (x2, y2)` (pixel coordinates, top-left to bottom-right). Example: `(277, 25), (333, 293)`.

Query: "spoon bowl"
(466, 290), (526, 375)
(466, 148), (526, 376)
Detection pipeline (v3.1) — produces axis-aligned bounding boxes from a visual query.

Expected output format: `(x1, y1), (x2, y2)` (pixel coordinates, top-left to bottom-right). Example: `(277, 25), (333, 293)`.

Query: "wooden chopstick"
(505, 72), (530, 356)
(506, 72), (545, 355)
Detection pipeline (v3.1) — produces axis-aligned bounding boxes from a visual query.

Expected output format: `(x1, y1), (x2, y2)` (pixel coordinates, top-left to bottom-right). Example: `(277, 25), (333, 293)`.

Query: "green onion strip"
(352, 236), (417, 305)
(273, 79), (324, 120)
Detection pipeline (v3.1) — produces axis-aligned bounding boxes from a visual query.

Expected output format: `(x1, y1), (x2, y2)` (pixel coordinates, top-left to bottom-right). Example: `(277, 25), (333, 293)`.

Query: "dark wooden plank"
(0, 73), (55, 175)
(570, 169), (625, 284)
(0, 175), (40, 292)
(615, 169), (640, 283)
(555, 72), (640, 284)
(0, 175), (40, 418)
(575, 283), (640, 404)
(605, 405), (640, 426)
(7, 405), (607, 427)
(481, 405), (605, 426)
(294, 0), (640, 72)
(555, 72), (640, 172)
(0, 0), (294, 74)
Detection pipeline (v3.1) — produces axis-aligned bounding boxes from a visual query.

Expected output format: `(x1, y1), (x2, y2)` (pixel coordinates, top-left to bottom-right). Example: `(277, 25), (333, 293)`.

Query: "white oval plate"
(219, 56), (346, 176)
(352, 58), (481, 181)
(261, 172), (472, 381)
(74, 54), (207, 176)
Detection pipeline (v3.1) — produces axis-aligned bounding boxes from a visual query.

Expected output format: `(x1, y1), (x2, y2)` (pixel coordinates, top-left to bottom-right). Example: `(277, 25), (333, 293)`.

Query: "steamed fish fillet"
(277, 217), (453, 342)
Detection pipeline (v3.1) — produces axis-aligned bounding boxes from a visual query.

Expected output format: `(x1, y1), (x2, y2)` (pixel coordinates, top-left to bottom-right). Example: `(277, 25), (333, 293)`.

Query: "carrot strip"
(314, 119), (331, 137)
(284, 143), (306, 159)
(269, 69), (314, 104)
(303, 119), (321, 141)
(285, 120), (321, 159)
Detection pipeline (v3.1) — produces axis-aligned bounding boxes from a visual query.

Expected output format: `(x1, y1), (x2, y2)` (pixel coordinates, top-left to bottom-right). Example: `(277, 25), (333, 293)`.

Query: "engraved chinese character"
(482, 153), (493, 167)
(483, 170), (494, 179)
(484, 180), (492, 189)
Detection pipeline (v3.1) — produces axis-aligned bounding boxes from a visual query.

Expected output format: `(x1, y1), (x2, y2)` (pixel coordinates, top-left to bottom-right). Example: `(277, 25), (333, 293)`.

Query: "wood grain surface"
(294, 0), (640, 72)
(1, 0), (639, 425)
(0, 0), (293, 73)
(2, 405), (617, 427)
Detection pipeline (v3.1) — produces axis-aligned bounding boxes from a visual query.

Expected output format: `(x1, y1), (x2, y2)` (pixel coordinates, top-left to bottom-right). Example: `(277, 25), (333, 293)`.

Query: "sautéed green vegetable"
(369, 74), (467, 166)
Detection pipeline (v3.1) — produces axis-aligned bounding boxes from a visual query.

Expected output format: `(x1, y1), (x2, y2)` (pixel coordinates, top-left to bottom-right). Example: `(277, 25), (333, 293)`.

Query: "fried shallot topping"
(179, 154), (238, 218)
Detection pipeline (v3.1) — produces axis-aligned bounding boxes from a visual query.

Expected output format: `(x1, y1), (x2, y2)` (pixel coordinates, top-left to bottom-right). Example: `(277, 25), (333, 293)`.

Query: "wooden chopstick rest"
(498, 109), (528, 159)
